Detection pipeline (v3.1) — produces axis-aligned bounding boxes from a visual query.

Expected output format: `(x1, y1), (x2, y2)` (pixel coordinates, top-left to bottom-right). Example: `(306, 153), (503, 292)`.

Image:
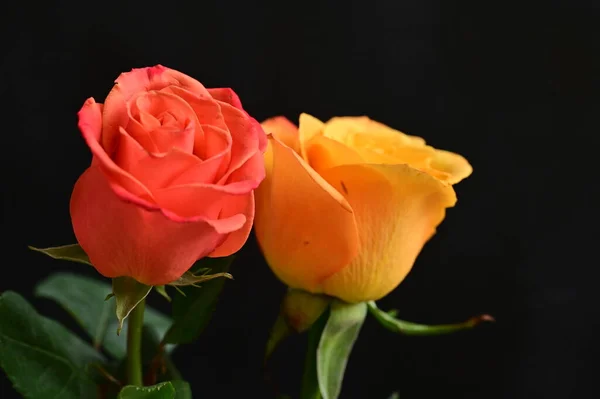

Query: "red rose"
(70, 65), (266, 285)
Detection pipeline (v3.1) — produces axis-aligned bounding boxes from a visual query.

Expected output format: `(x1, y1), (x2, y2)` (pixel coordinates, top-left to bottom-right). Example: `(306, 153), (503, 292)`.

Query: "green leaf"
(168, 270), (233, 287)
(317, 300), (367, 399)
(34, 272), (173, 359)
(387, 393), (400, 399)
(367, 301), (494, 336)
(0, 291), (104, 398)
(35, 272), (113, 350)
(29, 244), (91, 265)
(118, 381), (175, 398)
(113, 277), (153, 335)
(170, 380), (192, 399)
(163, 256), (235, 345)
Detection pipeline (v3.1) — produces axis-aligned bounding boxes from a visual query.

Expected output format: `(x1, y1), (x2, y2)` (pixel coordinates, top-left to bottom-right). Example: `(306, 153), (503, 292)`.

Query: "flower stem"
(300, 311), (328, 399)
(126, 299), (145, 386)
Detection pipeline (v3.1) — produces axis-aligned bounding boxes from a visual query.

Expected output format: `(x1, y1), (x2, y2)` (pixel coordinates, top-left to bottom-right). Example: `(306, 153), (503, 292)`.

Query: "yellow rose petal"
(298, 113), (325, 161)
(254, 136), (359, 293)
(429, 149), (473, 184)
(319, 163), (457, 303)
(304, 134), (364, 173)
(323, 117), (436, 168)
(261, 116), (301, 154)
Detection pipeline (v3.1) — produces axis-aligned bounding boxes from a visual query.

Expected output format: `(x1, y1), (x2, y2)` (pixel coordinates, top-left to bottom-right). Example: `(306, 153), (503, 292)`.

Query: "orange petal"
(261, 116), (301, 154)
(129, 91), (197, 154)
(216, 101), (266, 188)
(221, 150), (265, 190)
(102, 65), (210, 155)
(209, 192), (255, 257)
(164, 86), (230, 157)
(78, 98), (157, 209)
(115, 65), (210, 100)
(319, 163), (457, 302)
(113, 129), (218, 190)
(70, 166), (226, 285)
(254, 136), (359, 293)
(153, 181), (252, 222)
(207, 87), (244, 110)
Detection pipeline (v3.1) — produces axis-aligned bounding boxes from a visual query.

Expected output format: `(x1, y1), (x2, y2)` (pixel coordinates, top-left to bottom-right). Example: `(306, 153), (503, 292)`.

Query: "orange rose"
(255, 114), (472, 303)
(70, 65), (266, 285)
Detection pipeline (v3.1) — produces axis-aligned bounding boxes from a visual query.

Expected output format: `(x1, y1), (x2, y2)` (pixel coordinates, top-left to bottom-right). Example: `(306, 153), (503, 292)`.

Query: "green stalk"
(300, 310), (328, 399)
(126, 299), (145, 386)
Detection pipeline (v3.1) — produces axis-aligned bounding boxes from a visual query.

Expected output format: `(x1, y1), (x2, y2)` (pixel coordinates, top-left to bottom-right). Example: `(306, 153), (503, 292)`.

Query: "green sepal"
(265, 289), (331, 363)
(0, 291), (104, 398)
(167, 270), (232, 287)
(162, 256), (235, 345)
(112, 277), (153, 335)
(155, 286), (171, 302)
(264, 313), (294, 364)
(29, 243), (91, 265)
(367, 301), (494, 335)
(317, 300), (367, 399)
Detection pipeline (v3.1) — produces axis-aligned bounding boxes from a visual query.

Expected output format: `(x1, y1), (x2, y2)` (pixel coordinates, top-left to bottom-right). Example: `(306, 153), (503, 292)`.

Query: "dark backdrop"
(2, 1), (599, 398)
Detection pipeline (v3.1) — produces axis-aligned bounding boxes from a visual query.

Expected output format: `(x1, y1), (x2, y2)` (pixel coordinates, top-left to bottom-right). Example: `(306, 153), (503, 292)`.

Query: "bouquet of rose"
(0, 66), (491, 399)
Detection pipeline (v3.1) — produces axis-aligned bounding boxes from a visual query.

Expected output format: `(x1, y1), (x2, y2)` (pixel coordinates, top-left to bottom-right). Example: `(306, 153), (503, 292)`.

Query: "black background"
(2, 0), (599, 398)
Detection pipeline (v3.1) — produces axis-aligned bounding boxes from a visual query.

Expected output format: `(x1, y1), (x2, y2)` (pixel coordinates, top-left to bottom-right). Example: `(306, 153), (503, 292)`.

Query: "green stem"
(126, 299), (145, 386)
(300, 310), (328, 399)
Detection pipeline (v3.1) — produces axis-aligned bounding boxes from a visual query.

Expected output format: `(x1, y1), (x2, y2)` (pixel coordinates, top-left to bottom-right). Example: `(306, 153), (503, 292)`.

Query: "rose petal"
(199, 124), (232, 180)
(216, 102), (266, 186)
(254, 135), (359, 293)
(304, 134), (364, 173)
(298, 113), (325, 161)
(153, 182), (252, 224)
(322, 116), (436, 168)
(429, 149), (473, 184)
(319, 163), (457, 303)
(114, 128), (217, 189)
(77, 98), (157, 209)
(70, 166), (228, 285)
(208, 88), (243, 110)
(207, 88), (268, 160)
(209, 192), (255, 257)
(102, 65), (210, 155)
(125, 104), (161, 153)
(261, 116), (301, 154)
(129, 91), (197, 154)
(116, 65), (210, 101)
(222, 150), (265, 190)
(163, 86), (231, 160)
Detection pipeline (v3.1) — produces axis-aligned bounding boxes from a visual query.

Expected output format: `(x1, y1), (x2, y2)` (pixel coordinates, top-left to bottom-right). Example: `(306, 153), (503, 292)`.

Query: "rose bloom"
(70, 65), (266, 285)
(255, 114), (472, 303)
